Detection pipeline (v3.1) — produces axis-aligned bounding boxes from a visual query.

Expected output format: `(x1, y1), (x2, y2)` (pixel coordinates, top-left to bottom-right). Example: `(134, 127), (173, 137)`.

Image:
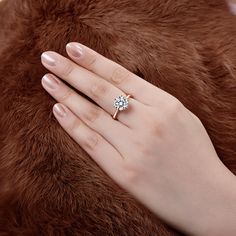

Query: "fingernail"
(66, 43), (83, 58)
(41, 52), (56, 66)
(229, 2), (236, 15)
(42, 74), (60, 90)
(53, 104), (67, 118)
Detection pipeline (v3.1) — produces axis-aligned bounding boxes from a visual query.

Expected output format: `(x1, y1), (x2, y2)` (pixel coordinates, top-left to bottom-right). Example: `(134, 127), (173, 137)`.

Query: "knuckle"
(62, 61), (74, 76)
(83, 133), (99, 150)
(83, 105), (103, 123)
(122, 162), (141, 186)
(86, 54), (97, 69)
(139, 145), (152, 157)
(133, 139), (152, 157)
(91, 81), (109, 99)
(68, 118), (81, 134)
(111, 66), (130, 84)
(152, 122), (165, 137)
(167, 98), (183, 116)
(142, 112), (165, 137)
(58, 88), (73, 103)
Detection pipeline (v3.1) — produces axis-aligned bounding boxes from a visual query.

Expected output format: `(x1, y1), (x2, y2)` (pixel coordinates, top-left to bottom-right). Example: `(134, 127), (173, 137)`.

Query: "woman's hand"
(41, 43), (236, 236)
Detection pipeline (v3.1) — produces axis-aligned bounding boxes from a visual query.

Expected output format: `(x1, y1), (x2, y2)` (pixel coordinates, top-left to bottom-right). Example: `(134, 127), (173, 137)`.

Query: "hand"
(41, 43), (236, 236)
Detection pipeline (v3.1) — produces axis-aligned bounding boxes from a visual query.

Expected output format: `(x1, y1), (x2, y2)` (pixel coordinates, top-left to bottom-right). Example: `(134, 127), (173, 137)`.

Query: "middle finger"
(41, 51), (146, 128)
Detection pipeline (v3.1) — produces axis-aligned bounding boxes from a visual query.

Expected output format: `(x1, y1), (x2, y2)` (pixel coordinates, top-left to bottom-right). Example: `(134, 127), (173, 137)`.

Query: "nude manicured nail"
(229, 2), (236, 15)
(53, 104), (67, 118)
(66, 43), (83, 58)
(42, 74), (60, 90)
(41, 52), (56, 66)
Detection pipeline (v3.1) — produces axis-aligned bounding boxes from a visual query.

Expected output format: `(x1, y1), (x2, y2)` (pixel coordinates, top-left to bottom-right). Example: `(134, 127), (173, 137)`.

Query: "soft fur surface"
(0, 0), (236, 235)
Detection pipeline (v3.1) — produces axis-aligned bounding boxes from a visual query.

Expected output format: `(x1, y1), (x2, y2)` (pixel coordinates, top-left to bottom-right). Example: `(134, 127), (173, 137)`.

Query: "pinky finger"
(52, 103), (125, 180)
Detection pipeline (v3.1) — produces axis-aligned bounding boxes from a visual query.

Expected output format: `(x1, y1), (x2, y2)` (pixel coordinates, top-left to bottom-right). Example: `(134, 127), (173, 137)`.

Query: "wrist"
(191, 163), (236, 236)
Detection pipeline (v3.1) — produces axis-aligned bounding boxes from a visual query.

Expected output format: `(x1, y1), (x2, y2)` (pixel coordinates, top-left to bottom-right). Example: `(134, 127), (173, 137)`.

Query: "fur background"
(0, 0), (236, 235)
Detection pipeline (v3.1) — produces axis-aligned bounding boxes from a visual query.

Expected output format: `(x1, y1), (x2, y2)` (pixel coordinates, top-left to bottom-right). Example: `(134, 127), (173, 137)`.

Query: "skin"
(40, 42), (236, 236)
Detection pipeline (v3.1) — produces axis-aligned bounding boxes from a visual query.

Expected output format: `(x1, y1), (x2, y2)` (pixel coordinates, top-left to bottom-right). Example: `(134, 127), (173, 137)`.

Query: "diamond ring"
(112, 94), (132, 120)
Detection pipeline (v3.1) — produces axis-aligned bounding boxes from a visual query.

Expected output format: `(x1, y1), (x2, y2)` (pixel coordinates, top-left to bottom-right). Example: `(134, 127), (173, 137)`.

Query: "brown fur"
(0, 0), (236, 235)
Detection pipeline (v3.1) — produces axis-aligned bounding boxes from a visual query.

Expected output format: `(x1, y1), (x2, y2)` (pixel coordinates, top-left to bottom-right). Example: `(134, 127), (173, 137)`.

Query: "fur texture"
(0, 0), (236, 235)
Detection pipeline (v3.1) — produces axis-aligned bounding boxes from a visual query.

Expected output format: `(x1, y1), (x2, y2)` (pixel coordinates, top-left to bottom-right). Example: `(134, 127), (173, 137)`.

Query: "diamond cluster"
(113, 95), (129, 111)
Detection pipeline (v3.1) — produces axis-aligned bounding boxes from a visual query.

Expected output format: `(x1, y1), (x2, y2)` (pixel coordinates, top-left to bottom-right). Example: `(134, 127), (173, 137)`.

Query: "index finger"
(66, 42), (169, 106)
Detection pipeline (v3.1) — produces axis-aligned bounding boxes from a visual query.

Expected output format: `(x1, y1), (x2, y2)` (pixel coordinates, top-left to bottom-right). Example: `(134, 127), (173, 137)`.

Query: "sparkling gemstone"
(113, 95), (129, 111)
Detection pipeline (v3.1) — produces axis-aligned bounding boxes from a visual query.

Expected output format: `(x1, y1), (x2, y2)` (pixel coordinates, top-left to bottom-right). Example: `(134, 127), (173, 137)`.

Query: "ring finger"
(41, 73), (133, 154)
(41, 51), (146, 128)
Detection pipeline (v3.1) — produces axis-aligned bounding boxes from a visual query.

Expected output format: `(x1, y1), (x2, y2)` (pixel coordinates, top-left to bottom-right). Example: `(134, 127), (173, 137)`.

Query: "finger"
(52, 102), (125, 180)
(41, 74), (134, 153)
(66, 42), (171, 106)
(41, 51), (145, 125)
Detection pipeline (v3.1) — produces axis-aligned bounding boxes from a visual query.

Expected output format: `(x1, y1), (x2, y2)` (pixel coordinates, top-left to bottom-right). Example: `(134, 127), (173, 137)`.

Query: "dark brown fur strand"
(0, 0), (235, 235)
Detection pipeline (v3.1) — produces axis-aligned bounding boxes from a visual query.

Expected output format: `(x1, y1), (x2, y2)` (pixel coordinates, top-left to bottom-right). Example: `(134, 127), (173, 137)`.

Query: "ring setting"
(112, 94), (131, 119)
